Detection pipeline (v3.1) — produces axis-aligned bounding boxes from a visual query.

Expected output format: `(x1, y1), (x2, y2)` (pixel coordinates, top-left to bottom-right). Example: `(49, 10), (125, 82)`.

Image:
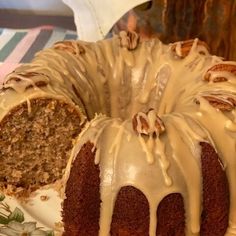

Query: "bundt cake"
(0, 31), (235, 235)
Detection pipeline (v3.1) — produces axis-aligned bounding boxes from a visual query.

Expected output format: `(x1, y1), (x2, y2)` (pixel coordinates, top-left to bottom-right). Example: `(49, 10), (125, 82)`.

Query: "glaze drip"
(64, 36), (236, 235)
(1, 33), (236, 235)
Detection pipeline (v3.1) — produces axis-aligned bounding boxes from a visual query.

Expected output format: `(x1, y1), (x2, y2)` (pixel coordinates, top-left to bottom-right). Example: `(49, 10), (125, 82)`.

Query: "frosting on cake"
(61, 34), (236, 236)
(1, 31), (236, 235)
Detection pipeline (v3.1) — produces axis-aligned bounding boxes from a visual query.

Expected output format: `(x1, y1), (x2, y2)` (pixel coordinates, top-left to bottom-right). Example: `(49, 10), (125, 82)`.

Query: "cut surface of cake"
(0, 31), (236, 235)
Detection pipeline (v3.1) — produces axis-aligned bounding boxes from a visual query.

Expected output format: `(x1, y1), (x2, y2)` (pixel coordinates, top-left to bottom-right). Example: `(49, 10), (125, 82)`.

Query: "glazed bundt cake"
(0, 31), (235, 235)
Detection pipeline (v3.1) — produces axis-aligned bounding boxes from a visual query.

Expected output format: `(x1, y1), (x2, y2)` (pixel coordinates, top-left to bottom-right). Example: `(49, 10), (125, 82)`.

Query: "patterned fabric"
(0, 25), (77, 81)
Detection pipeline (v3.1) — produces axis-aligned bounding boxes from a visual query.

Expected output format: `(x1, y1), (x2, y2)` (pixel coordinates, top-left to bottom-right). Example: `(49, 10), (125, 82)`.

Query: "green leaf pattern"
(0, 195), (5, 202)
(0, 216), (8, 225)
(8, 208), (24, 223)
(0, 194), (54, 236)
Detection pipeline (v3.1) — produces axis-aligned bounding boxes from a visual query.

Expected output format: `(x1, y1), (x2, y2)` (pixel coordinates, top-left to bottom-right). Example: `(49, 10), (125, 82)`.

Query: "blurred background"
(0, 0), (235, 60)
(0, 0), (75, 30)
(112, 0), (236, 60)
(0, 0), (73, 16)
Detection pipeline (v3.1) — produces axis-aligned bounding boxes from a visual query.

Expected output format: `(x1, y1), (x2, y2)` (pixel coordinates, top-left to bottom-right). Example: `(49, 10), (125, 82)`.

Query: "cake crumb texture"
(0, 98), (82, 197)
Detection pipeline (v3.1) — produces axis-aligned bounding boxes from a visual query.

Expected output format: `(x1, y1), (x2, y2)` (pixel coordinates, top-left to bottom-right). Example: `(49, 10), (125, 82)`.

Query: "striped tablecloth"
(0, 25), (78, 82)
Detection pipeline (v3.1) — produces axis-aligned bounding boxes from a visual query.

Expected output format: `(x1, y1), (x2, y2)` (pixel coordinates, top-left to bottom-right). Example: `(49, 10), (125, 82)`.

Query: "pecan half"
(171, 39), (209, 58)
(203, 63), (236, 82)
(25, 81), (48, 90)
(132, 109), (165, 136)
(4, 72), (49, 85)
(196, 93), (236, 111)
(119, 31), (140, 50)
(54, 41), (85, 56)
(2, 72), (49, 92)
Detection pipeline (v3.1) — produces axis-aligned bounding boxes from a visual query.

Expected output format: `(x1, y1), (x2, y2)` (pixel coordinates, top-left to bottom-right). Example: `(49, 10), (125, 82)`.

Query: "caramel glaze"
(62, 33), (236, 235)
(1, 32), (236, 235)
(63, 141), (228, 236)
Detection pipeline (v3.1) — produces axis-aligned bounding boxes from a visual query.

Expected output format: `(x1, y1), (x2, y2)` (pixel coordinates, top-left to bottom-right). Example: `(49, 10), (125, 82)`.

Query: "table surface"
(0, 10), (76, 30)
